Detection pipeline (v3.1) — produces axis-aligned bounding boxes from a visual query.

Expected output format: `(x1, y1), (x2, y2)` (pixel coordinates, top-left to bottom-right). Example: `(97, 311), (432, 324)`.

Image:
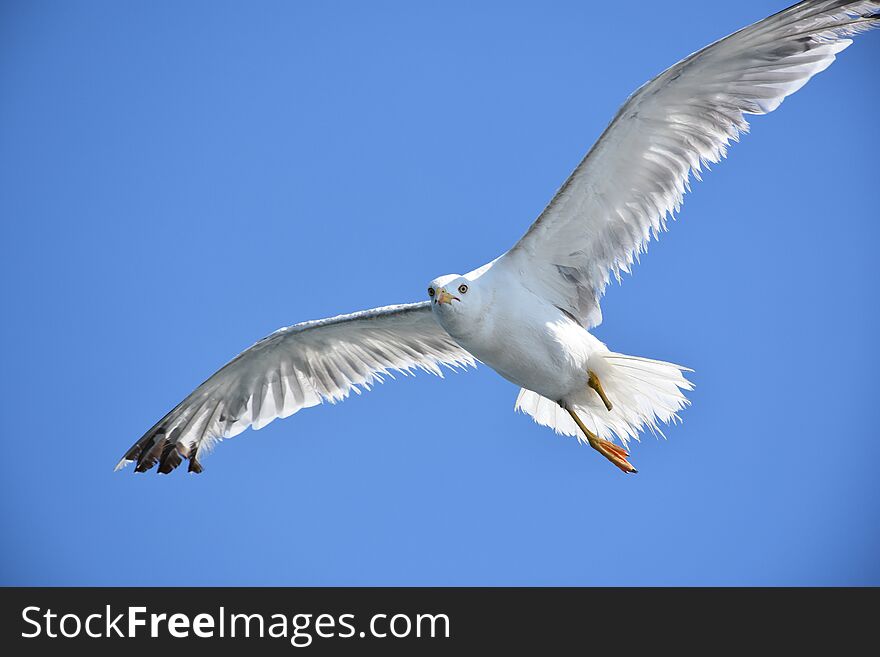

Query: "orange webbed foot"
(589, 437), (637, 474)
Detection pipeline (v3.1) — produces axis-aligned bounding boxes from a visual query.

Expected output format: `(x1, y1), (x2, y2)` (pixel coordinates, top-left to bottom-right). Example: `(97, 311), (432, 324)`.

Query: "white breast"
(435, 268), (605, 402)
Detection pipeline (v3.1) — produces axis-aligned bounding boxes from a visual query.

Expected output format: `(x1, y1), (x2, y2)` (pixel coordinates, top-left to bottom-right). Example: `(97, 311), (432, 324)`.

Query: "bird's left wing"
(116, 302), (474, 474)
(500, 0), (879, 328)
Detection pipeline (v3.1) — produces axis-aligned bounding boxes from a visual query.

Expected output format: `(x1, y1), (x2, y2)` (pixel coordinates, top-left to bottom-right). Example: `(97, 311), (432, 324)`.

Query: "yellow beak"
(436, 288), (457, 305)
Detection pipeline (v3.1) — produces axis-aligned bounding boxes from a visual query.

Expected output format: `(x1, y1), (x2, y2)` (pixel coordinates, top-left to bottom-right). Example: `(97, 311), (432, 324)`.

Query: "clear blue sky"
(1, 0), (877, 586)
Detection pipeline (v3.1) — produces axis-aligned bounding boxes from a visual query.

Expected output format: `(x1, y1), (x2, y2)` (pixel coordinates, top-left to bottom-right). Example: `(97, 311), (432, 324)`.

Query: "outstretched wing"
(500, 0), (878, 328)
(116, 302), (474, 474)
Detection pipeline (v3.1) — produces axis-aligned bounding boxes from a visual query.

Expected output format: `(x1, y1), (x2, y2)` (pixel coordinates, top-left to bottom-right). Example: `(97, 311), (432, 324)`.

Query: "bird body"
(430, 261), (607, 405)
(116, 1), (879, 475)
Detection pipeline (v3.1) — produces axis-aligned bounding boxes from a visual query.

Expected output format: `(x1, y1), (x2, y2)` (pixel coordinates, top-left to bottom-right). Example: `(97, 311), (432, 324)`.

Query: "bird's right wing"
(116, 302), (474, 474)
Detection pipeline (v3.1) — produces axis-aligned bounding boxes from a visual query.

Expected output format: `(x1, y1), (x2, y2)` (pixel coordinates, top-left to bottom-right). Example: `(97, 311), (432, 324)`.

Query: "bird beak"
(435, 288), (458, 305)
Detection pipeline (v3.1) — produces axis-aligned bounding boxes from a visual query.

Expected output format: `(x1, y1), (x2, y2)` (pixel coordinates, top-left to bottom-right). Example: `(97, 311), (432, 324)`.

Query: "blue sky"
(1, 0), (878, 586)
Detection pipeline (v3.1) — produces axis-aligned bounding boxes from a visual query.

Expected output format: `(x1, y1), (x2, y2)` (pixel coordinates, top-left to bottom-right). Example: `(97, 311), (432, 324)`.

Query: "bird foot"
(588, 437), (637, 474)
(564, 406), (637, 474)
(587, 370), (613, 411)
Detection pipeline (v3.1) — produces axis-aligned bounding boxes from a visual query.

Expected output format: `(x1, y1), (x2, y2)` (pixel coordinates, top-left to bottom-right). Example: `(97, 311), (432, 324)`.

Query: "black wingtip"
(187, 451), (204, 474)
(157, 442), (183, 474)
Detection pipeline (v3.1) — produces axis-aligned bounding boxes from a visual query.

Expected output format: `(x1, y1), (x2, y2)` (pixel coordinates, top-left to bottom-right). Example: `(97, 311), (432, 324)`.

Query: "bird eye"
(427, 287), (435, 297)
(458, 284), (468, 294)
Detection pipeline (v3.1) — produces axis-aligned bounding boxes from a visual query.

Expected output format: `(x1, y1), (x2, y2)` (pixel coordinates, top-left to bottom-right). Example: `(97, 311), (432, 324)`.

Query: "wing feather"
(117, 302), (474, 473)
(501, 0), (879, 327)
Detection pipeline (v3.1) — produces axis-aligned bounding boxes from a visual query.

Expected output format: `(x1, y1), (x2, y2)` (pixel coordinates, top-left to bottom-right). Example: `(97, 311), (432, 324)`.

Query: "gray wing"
(500, 0), (878, 328)
(116, 302), (474, 474)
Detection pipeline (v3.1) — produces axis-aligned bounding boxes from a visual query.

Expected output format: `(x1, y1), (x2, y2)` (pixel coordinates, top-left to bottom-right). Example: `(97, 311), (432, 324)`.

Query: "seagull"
(117, 1), (878, 475)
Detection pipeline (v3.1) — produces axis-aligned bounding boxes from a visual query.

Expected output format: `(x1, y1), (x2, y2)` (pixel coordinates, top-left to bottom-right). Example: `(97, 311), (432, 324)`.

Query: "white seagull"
(117, 1), (878, 475)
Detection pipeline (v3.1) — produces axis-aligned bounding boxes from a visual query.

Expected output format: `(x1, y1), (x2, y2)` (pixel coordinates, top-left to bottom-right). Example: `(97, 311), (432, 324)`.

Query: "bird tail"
(514, 351), (693, 447)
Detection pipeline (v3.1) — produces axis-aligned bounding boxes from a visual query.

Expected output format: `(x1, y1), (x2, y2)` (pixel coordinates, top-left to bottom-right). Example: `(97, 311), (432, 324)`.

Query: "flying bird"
(117, 1), (879, 475)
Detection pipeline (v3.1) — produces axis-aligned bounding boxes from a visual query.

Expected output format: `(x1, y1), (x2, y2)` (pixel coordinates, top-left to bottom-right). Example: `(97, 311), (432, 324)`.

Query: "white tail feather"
(514, 352), (693, 447)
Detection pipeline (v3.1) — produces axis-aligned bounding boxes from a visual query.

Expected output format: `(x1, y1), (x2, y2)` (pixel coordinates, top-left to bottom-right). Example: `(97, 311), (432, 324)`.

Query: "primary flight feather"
(117, 1), (879, 475)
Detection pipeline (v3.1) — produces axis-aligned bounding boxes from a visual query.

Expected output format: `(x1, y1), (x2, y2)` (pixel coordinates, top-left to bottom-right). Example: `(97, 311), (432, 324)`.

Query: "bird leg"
(587, 370), (613, 411)
(565, 407), (637, 474)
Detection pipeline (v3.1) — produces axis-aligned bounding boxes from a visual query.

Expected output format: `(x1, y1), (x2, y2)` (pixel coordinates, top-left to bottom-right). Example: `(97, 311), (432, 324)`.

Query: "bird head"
(427, 273), (481, 331)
